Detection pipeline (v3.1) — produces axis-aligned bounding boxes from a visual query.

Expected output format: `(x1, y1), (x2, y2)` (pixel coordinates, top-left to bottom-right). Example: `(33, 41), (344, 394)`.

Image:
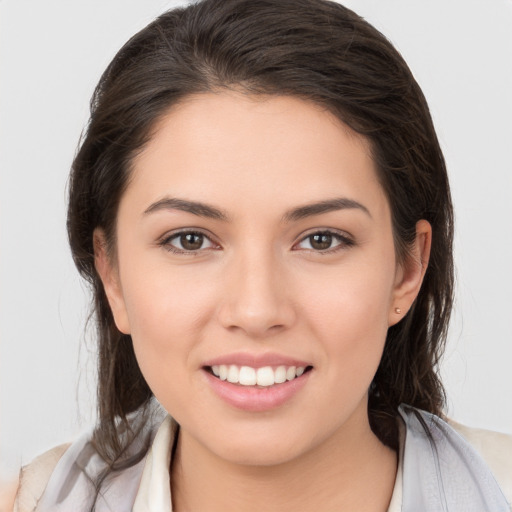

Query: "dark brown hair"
(68, 0), (453, 471)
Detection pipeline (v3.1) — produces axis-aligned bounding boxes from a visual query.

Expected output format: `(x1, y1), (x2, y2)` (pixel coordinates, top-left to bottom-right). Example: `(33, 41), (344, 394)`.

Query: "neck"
(171, 405), (397, 512)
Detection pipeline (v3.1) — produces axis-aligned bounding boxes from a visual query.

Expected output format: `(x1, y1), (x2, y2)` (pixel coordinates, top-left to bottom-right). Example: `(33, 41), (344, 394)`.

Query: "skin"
(0, 479), (18, 511)
(95, 92), (431, 511)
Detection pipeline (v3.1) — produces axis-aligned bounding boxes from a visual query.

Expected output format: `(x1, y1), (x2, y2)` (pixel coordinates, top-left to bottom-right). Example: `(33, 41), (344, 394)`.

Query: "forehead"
(125, 92), (388, 220)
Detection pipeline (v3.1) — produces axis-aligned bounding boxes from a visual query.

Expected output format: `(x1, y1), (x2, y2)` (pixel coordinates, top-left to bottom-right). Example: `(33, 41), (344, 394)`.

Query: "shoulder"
(0, 479), (19, 512)
(398, 405), (511, 510)
(449, 419), (512, 505)
(15, 443), (70, 512)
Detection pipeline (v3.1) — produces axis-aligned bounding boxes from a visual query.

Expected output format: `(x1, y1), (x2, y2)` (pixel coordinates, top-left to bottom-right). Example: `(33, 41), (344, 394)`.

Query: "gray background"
(1, 0), (511, 479)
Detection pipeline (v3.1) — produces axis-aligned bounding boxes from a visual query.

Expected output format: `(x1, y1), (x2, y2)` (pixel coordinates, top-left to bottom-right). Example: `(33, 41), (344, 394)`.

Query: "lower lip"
(203, 369), (311, 412)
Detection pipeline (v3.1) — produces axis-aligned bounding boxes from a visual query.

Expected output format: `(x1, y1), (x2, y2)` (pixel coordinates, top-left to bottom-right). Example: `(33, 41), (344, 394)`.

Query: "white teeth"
(274, 366), (287, 384)
(256, 366), (275, 387)
(239, 366), (257, 386)
(227, 365), (239, 383)
(286, 366), (296, 381)
(211, 364), (308, 386)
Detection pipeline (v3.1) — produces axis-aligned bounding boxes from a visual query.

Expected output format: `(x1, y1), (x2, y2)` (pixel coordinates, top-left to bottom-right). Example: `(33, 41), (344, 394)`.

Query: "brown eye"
(295, 230), (353, 252)
(180, 232), (204, 250)
(310, 233), (333, 250)
(162, 231), (216, 253)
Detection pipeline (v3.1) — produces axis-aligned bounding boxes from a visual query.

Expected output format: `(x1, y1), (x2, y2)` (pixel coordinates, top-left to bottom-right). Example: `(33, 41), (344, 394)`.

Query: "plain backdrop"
(1, 0), (511, 479)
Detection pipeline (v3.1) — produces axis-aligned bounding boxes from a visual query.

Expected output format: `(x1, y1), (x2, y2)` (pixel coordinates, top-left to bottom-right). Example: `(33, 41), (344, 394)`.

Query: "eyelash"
(158, 229), (219, 255)
(294, 230), (355, 254)
(158, 229), (354, 255)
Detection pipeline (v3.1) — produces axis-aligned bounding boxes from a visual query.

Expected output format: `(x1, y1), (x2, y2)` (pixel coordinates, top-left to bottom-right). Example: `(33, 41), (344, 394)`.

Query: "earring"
(394, 307), (402, 314)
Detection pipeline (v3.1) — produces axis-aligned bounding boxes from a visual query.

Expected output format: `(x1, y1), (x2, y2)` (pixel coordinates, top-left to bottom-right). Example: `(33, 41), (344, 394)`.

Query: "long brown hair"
(68, 0), (453, 472)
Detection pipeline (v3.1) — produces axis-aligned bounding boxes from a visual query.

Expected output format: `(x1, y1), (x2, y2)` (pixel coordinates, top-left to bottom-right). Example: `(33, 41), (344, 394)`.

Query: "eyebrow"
(144, 197), (230, 221)
(143, 196), (371, 222)
(282, 197), (371, 222)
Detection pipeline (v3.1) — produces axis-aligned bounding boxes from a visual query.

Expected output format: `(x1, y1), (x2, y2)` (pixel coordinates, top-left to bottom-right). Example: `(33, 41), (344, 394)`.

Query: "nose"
(217, 249), (296, 338)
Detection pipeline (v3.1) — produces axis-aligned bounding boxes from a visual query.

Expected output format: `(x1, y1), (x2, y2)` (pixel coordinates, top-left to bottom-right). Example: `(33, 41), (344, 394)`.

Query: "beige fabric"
(14, 444), (69, 512)
(132, 416), (175, 512)
(449, 420), (512, 506)
(14, 418), (512, 511)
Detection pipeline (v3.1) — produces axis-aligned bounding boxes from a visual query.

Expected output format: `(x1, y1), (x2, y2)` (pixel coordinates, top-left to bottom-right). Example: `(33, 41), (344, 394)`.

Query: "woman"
(14, 0), (512, 510)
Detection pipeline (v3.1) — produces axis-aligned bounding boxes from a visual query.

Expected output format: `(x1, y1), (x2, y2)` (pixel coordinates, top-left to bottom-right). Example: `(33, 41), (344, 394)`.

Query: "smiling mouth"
(205, 364), (313, 387)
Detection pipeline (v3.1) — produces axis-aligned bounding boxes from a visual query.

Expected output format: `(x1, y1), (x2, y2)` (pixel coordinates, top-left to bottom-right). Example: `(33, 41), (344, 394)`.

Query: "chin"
(202, 422), (318, 467)
(216, 442), (305, 467)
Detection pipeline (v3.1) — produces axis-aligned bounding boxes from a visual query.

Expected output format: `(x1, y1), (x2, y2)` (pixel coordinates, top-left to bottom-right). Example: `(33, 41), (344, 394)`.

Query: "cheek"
(118, 260), (219, 392)
(298, 259), (395, 373)
(122, 255), (219, 330)
(303, 256), (394, 323)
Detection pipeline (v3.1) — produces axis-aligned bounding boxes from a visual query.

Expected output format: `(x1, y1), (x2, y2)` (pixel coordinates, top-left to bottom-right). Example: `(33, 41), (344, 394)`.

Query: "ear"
(388, 220), (432, 326)
(93, 228), (131, 334)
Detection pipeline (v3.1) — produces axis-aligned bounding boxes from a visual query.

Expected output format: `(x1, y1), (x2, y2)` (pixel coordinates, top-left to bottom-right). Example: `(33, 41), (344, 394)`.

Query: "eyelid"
(156, 227), (354, 254)
(293, 228), (355, 252)
(158, 228), (221, 254)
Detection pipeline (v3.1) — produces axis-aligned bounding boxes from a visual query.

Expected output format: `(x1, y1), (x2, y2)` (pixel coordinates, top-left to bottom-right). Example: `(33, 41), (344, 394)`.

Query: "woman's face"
(97, 92), (428, 466)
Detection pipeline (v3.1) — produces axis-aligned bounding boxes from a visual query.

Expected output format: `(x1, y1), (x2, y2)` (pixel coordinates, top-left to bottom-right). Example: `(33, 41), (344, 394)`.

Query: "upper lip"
(202, 352), (312, 369)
